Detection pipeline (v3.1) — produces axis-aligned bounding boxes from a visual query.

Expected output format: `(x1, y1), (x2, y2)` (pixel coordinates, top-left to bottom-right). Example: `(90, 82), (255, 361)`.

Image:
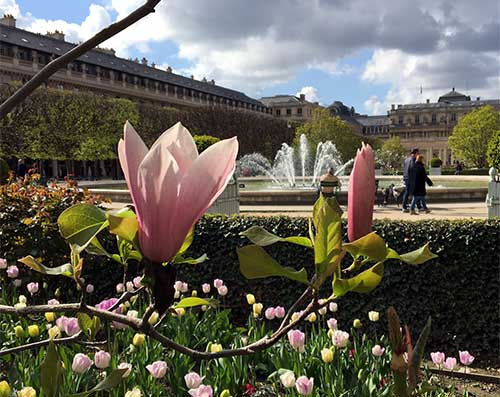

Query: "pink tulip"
(94, 350), (111, 369)
(430, 352), (445, 366)
(331, 330), (350, 348)
(265, 307), (276, 320)
(27, 282), (39, 295)
(202, 283), (211, 294)
(188, 385), (213, 397)
(86, 284), (94, 294)
(72, 353), (93, 373)
(372, 345), (385, 357)
(184, 372), (204, 389)
(347, 142), (375, 242)
(443, 357), (457, 370)
(217, 285), (228, 296)
(56, 316), (68, 330)
(116, 283), (125, 293)
(64, 317), (80, 336)
(0, 258), (7, 269)
(274, 306), (286, 318)
(213, 279), (224, 288)
(133, 276), (143, 289)
(48, 299), (60, 305)
(6, 265), (19, 278)
(118, 121), (238, 263)
(459, 351), (474, 366)
(146, 360), (167, 378)
(295, 376), (314, 395)
(287, 329), (306, 353)
(327, 318), (338, 330)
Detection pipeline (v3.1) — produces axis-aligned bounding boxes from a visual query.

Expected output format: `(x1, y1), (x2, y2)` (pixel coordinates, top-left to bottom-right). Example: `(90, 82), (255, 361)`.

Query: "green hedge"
(1, 184), (498, 363)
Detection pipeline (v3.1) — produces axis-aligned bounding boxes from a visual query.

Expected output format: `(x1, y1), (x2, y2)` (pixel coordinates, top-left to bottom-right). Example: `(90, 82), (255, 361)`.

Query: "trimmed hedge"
(1, 186), (498, 363)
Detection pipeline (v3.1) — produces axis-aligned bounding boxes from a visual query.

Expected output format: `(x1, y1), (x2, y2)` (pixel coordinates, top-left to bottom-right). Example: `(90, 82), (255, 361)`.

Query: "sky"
(1, 0), (499, 115)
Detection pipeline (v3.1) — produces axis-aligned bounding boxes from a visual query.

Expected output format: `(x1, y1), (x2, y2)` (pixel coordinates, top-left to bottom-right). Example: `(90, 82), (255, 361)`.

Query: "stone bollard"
(486, 167), (500, 219)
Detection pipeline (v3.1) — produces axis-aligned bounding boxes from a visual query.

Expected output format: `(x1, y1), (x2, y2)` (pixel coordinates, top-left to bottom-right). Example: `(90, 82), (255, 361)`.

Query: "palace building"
(259, 94), (321, 122)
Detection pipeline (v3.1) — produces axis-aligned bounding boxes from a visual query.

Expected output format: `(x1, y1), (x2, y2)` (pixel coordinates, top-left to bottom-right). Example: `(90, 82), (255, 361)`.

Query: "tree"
(487, 129), (500, 169)
(448, 105), (500, 168)
(376, 136), (406, 173)
(193, 135), (220, 153)
(295, 108), (364, 163)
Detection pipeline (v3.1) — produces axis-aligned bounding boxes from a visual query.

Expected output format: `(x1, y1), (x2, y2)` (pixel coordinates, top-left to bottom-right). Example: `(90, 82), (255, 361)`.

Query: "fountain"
(237, 134), (351, 189)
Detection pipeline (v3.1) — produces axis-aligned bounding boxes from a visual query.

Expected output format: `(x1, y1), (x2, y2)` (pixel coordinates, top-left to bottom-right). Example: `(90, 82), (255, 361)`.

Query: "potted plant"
(429, 157), (442, 175)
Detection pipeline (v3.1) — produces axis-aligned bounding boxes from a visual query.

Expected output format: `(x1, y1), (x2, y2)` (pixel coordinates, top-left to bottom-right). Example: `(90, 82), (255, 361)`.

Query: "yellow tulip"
(353, 319), (362, 329)
(174, 308), (185, 317)
(252, 303), (263, 317)
(48, 326), (60, 340)
(0, 381), (11, 397)
(17, 386), (36, 397)
(246, 294), (256, 305)
(321, 348), (334, 363)
(45, 312), (56, 323)
(210, 343), (222, 353)
(132, 333), (146, 346)
(28, 325), (39, 337)
(220, 390), (231, 397)
(307, 312), (317, 323)
(148, 311), (159, 325)
(14, 325), (24, 338)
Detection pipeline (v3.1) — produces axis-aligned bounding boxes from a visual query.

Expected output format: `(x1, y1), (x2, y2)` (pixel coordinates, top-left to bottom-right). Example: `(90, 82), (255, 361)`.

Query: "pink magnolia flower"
(287, 329), (306, 353)
(213, 279), (224, 288)
(274, 306), (286, 318)
(295, 376), (314, 395)
(372, 345), (385, 357)
(443, 357), (457, 370)
(265, 307), (276, 320)
(94, 350), (111, 369)
(184, 372), (204, 389)
(63, 317), (80, 336)
(0, 258), (7, 269)
(459, 351), (475, 366)
(430, 352), (445, 366)
(217, 285), (228, 296)
(72, 353), (92, 373)
(202, 283), (211, 294)
(347, 142), (375, 242)
(96, 298), (124, 329)
(146, 360), (167, 378)
(188, 385), (213, 397)
(27, 282), (39, 295)
(327, 318), (338, 330)
(118, 121), (238, 263)
(6, 265), (19, 278)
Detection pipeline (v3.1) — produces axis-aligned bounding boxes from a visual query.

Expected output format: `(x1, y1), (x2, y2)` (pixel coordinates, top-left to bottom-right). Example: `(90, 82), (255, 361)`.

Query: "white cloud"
(364, 96), (386, 115)
(296, 86), (320, 104)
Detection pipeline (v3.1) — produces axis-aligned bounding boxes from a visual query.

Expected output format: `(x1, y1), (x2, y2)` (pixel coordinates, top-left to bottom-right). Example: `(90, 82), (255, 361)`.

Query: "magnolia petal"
(150, 122), (198, 176)
(137, 143), (181, 263)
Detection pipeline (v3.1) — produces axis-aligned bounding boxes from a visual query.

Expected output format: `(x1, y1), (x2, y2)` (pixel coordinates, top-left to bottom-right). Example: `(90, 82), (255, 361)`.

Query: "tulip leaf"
(174, 297), (215, 309)
(58, 204), (109, 254)
(409, 316), (432, 390)
(313, 196), (343, 272)
(107, 207), (140, 249)
(386, 243), (438, 265)
(69, 368), (128, 397)
(343, 232), (388, 262)
(237, 245), (308, 284)
(172, 254), (208, 265)
(40, 341), (63, 397)
(332, 262), (384, 297)
(240, 226), (312, 248)
(18, 256), (73, 277)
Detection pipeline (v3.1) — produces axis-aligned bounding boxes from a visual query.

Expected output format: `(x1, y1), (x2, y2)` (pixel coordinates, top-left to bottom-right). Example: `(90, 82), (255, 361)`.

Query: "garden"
(1, 122), (499, 397)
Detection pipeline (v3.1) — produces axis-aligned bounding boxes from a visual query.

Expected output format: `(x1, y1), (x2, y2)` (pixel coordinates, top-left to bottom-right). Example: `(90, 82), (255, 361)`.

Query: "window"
(398, 116), (403, 125)
(431, 114), (436, 124)
(415, 114), (420, 125)
(286, 108), (292, 116)
(297, 107), (302, 115)
(276, 109), (281, 116)
(451, 113), (457, 122)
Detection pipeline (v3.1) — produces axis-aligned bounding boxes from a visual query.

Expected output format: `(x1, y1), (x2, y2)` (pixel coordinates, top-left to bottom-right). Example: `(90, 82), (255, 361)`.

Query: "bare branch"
(108, 286), (146, 312)
(0, 0), (162, 118)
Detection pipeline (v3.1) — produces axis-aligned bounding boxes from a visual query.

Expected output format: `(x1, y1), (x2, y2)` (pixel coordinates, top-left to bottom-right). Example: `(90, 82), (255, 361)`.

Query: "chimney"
(426, 99), (430, 103)
(476, 97), (480, 101)
(133, 57), (139, 63)
(0, 14), (16, 28)
(166, 66), (172, 73)
(141, 57), (148, 65)
(151, 62), (156, 68)
(190, 75), (195, 79)
(391, 104), (395, 110)
(299, 93), (305, 101)
(202, 77), (207, 82)
(314, 101), (319, 105)
(210, 79), (215, 85)
(46, 30), (65, 41)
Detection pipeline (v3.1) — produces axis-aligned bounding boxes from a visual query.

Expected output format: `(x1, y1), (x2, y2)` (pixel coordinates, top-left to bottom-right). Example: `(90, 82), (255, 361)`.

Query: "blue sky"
(5, 0), (499, 114)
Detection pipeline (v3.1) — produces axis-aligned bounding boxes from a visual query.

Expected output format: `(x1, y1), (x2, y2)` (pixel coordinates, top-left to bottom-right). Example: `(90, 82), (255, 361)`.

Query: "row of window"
(393, 131), (451, 139)
(274, 107), (312, 117)
(396, 112), (458, 126)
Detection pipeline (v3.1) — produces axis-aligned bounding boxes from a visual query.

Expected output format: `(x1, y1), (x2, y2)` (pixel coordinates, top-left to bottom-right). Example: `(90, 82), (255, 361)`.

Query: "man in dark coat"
(409, 155), (433, 214)
(402, 148), (419, 212)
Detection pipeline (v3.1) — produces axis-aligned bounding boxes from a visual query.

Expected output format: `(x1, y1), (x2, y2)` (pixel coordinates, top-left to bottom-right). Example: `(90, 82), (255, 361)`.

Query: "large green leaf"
(343, 232), (388, 262)
(40, 341), (63, 397)
(174, 297), (214, 308)
(237, 245), (309, 284)
(178, 226), (195, 255)
(69, 368), (128, 396)
(312, 196), (342, 272)
(58, 204), (109, 253)
(18, 256), (73, 277)
(240, 226), (312, 248)
(107, 207), (139, 248)
(386, 243), (438, 265)
(332, 262), (384, 297)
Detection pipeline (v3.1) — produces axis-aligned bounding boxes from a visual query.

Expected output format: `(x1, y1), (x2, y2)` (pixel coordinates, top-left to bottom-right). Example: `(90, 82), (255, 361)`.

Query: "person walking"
(409, 155), (433, 215)
(402, 148), (419, 212)
(319, 167), (341, 197)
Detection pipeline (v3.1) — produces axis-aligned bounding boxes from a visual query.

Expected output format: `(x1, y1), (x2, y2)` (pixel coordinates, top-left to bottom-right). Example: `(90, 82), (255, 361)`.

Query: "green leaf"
(386, 243), (438, 265)
(312, 196), (342, 272)
(409, 316), (432, 391)
(332, 262), (384, 297)
(173, 254), (208, 265)
(343, 232), (388, 262)
(40, 341), (63, 397)
(178, 226), (195, 255)
(18, 256), (73, 277)
(89, 316), (101, 341)
(58, 204), (109, 253)
(69, 368), (127, 397)
(77, 313), (92, 334)
(107, 207), (139, 248)
(237, 245), (309, 284)
(240, 226), (312, 248)
(174, 297), (214, 308)
(85, 237), (111, 257)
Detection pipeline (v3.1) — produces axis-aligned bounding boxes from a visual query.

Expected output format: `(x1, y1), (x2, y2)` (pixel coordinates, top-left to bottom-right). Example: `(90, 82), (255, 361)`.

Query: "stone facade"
(259, 94), (320, 122)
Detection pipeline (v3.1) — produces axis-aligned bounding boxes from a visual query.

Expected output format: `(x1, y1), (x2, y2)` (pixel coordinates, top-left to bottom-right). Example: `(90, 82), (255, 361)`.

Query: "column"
(96, 66), (101, 82)
(109, 70), (115, 85)
(31, 50), (38, 71)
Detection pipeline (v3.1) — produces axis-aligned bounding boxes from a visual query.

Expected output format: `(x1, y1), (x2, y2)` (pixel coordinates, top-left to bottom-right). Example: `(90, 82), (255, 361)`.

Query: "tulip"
(127, 310), (139, 319)
(188, 385), (213, 397)
(295, 376), (314, 395)
(125, 388), (142, 397)
(48, 326), (60, 340)
(327, 318), (338, 330)
(126, 281), (134, 292)
(348, 142), (375, 242)
(118, 362), (132, 378)
(44, 312), (55, 323)
(368, 311), (380, 322)
(191, 290), (198, 297)
(14, 325), (24, 338)
(318, 306), (327, 316)
(148, 311), (159, 325)
(210, 343), (222, 353)
(443, 357), (457, 370)
(174, 281), (188, 293)
(0, 258), (7, 269)
(353, 319), (362, 329)
(55, 316), (68, 331)
(47, 298), (60, 305)
(72, 353), (93, 373)
(18, 387), (37, 397)
(19, 295), (27, 304)
(146, 360), (167, 378)
(280, 371), (296, 388)
(94, 350), (111, 369)
(116, 283), (125, 293)
(219, 390), (231, 397)
(264, 307), (276, 320)
(27, 282), (39, 295)
(274, 306), (286, 318)
(63, 317), (80, 336)
(246, 294), (256, 305)
(329, 302), (338, 312)
(217, 285), (228, 296)
(184, 372), (204, 389)
(307, 312), (317, 322)
(287, 330), (305, 353)
(202, 283), (211, 294)
(133, 333), (146, 346)
(28, 325), (39, 337)
(372, 345), (385, 357)
(6, 265), (19, 278)
(133, 276), (143, 289)
(174, 308), (185, 317)
(86, 284), (94, 294)
(252, 303), (263, 317)
(459, 351), (475, 366)
(13, 279), (22, 287)
(321, 348), (334, 363)
(430, 352), (445, 366)
(213, 279), (224, 289)
(118, 122), (238, 264)
(0, 381), (10, 397)
(332, 330), (350, 348)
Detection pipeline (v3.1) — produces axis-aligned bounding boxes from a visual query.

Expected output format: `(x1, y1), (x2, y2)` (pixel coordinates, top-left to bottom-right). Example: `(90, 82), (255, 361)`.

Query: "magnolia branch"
(0, 0), (162, 118)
